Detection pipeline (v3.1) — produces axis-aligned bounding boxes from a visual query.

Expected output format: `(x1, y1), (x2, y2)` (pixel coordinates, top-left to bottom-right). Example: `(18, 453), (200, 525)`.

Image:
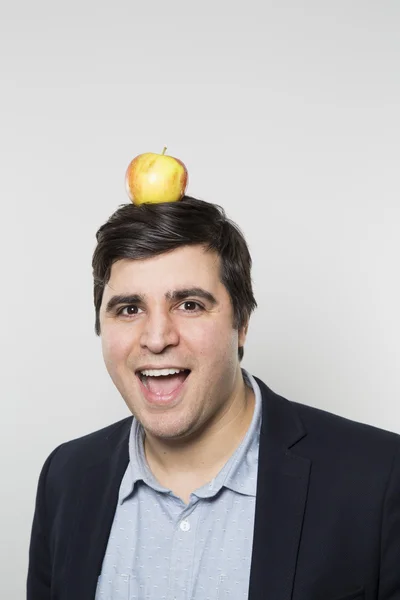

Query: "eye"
(178, 301), (203, 312)
(117, 305), (142, 316)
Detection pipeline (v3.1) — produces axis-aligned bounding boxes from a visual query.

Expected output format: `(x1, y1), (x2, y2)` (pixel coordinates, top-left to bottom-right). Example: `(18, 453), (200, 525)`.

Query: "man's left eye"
(179, 301), (202, 312)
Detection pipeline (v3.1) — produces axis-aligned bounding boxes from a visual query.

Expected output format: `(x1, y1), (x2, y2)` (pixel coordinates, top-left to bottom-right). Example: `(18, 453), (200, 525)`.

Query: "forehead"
(105, 245), (222, 294)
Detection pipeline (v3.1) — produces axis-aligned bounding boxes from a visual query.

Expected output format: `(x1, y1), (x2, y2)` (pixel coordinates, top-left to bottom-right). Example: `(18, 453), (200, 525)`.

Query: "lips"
(136, 369), (191, 406)
(136, 368), (190, 382)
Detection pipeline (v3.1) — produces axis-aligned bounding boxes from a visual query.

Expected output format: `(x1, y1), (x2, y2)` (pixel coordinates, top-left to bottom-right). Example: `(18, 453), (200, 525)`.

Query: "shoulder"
(44, 416), (133, 475)
(287, 398), (400, 488)
(288, 399), (400, 519)
(254, 374), (400, 467)
(292, 399), (400, 453)
(32, 418), (133, 529)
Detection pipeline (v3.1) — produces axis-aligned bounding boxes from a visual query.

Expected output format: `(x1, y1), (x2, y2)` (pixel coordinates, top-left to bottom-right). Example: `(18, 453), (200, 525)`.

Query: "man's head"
(92, 196), (257, 439)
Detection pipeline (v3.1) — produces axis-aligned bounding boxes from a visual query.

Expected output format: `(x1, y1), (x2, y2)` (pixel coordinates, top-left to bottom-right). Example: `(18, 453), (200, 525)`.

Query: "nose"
(139, 311), (179, 353)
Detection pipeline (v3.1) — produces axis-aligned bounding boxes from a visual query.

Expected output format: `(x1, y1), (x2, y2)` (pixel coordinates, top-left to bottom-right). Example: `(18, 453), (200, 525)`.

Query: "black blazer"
(27, 377), (400, 600)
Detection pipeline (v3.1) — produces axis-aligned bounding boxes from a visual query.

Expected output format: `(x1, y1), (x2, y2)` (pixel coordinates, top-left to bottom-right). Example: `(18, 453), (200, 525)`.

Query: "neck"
(143, 371), (255, 497)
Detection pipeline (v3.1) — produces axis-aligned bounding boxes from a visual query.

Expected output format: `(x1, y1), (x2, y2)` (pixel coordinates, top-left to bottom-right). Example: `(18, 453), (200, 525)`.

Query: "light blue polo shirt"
(96, 369), (262, 599)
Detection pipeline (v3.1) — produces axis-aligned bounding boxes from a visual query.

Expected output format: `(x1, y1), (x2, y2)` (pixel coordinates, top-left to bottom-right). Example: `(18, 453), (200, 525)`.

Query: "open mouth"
(136, 368), (191, 397)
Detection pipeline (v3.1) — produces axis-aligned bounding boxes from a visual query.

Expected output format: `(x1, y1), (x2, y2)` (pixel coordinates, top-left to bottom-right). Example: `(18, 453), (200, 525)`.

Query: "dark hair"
(92, 196), (257, 361)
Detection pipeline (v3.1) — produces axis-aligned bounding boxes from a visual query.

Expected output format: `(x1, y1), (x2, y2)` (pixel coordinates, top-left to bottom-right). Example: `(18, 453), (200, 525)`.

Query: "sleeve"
(26, 445), (62, 600)
(379, 443), (400, 600)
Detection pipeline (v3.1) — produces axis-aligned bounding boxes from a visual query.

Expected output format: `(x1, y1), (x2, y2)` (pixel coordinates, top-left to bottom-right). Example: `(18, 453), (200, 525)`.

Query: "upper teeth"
(140, 368), (186, 377)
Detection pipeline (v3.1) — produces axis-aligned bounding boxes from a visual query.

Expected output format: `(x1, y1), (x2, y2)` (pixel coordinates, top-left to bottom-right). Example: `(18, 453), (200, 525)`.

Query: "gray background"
(1, 1), (399, 597)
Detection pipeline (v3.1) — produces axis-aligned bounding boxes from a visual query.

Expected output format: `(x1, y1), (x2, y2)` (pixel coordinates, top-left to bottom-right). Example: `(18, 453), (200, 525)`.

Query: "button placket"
(168, 503), (199, 599)
(179, 519), (191, 532)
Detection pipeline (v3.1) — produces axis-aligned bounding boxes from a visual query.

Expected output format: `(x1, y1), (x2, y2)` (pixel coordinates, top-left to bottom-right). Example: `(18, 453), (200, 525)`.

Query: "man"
(28, 196), (400, 600)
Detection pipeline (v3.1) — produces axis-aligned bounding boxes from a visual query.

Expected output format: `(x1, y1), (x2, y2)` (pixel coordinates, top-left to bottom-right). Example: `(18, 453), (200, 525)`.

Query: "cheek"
(101, 325), (135, 367)
(183, 319), (238, 359)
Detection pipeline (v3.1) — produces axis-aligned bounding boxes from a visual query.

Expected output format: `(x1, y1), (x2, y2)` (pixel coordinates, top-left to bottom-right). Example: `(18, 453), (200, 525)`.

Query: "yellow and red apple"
(125, 148), (188, 205)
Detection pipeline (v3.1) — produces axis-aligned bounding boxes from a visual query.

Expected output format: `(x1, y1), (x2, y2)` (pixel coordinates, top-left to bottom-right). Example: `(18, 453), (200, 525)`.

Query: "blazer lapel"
(249, 378), (311, 600)
(64, 420), (131, 600)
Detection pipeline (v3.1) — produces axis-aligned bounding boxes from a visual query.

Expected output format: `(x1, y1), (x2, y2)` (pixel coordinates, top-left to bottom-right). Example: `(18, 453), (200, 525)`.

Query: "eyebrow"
(105, 287), (218, 313)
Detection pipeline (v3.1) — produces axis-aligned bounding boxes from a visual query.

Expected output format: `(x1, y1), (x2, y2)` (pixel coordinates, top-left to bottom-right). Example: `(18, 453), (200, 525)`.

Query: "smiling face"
(99, 244), (248, 441)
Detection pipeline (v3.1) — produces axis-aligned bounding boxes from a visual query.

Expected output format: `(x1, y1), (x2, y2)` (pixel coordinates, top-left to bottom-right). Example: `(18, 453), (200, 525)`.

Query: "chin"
(139, 413), (196, 441)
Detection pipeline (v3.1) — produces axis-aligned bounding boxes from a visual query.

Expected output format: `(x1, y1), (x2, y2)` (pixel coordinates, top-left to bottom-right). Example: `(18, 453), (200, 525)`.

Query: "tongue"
(146, 372), (188, 396)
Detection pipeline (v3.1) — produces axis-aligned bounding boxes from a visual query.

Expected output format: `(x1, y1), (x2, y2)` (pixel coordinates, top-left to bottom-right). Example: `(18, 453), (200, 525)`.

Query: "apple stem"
(162, 146), (167, 155)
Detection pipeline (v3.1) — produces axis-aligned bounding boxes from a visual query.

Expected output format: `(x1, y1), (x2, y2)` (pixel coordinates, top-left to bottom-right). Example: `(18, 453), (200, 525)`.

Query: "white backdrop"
(1, 1), (399, 597)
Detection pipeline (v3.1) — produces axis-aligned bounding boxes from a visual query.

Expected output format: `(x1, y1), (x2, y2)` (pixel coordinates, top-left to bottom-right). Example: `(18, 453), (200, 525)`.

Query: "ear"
(238, 321), (249, 347)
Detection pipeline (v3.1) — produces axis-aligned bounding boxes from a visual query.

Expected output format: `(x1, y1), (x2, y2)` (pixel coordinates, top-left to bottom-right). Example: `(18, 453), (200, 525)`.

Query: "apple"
(125, 147), (188, 205)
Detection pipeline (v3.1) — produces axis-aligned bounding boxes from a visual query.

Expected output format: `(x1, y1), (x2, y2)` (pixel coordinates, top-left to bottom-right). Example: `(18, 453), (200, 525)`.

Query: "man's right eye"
(117, 305), (142, 316)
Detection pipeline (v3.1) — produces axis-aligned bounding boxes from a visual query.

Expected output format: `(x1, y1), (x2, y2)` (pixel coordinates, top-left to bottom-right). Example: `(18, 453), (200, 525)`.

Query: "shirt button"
(180, 519), (191, 532)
